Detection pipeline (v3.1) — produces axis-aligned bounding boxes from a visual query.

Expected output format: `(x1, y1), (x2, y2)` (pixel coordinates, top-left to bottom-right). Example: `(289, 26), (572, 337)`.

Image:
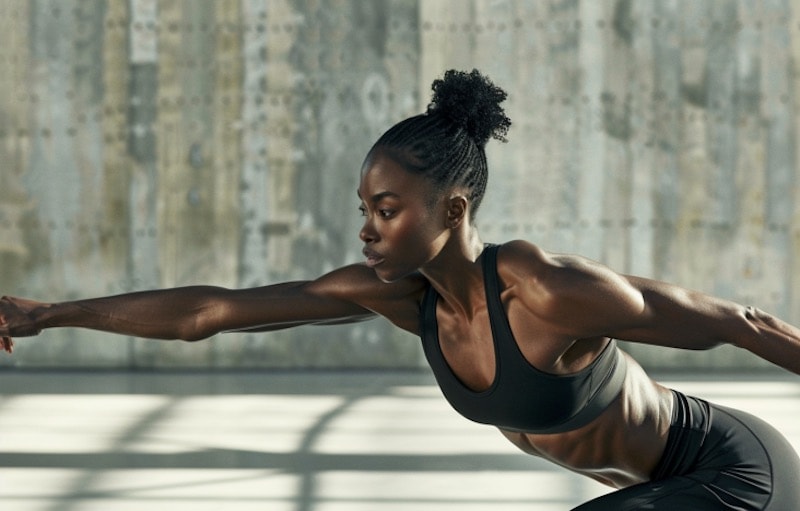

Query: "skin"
(3, 146), (800, 490)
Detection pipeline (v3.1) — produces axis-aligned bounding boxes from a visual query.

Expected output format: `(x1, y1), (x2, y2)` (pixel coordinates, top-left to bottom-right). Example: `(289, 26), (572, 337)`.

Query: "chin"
(373, 265), (415, 284)
(374, 270), (402, 284)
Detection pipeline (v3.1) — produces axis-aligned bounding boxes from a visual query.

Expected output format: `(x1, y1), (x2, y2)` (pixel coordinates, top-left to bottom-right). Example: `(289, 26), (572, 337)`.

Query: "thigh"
(574, 403), (800, 511)
(571, 475), (737, 511)
(709, 404), (800, 510)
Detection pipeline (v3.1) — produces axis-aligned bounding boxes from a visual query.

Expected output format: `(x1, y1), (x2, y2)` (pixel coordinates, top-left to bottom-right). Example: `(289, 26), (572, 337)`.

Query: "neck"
(420, 225), (487, 317)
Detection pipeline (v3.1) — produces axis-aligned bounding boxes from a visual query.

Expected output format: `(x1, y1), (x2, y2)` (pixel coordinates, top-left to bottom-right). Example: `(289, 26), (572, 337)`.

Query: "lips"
(362, 248), (385, 268)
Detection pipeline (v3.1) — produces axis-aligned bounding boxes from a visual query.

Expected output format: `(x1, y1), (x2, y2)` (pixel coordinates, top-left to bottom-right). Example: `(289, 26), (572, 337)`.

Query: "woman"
(2, 69), (800, 510)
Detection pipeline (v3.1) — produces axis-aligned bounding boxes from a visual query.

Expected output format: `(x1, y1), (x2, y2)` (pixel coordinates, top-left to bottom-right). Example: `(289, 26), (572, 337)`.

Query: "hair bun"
(427, 69), (512, 147)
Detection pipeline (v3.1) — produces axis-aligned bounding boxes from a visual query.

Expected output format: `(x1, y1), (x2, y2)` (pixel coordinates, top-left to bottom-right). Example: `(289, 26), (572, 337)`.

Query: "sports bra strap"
(480, 243), (628, 434)
(419, 243), (629, 434)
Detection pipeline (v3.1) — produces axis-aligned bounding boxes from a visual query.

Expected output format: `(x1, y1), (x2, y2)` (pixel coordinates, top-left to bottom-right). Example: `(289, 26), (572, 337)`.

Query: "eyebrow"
(356, 190), (400, 203)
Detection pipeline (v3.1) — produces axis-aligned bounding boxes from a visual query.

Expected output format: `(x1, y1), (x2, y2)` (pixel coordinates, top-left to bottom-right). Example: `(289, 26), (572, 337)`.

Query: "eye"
(358, 205), (367, 216)
(378, 209), (395, 218)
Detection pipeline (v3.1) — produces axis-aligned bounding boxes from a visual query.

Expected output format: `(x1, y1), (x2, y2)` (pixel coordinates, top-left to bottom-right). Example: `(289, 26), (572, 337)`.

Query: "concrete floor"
(1, 370), (800, 511)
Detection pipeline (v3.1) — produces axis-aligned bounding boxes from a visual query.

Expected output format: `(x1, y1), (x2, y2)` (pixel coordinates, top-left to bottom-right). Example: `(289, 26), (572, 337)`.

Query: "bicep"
(608, 276), (748, 350)
(208, 264), (425, 337)
(531, 255), (746, 350)
(509, 242), (788, 364)
(200, 268), (380, 337)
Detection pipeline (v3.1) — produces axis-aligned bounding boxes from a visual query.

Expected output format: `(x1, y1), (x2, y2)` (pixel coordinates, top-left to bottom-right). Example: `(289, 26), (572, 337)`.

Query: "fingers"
(0, 312), (12, 353)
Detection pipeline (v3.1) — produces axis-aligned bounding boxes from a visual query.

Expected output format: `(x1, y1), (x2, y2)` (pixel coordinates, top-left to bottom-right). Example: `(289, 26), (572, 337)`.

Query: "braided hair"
(370, 69), (511, 219)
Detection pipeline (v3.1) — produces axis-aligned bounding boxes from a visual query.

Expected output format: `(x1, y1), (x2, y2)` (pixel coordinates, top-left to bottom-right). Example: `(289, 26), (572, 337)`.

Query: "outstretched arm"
(610, 275), (800, 375)
(504, 240), (800, 376)
(0, 264), (421, 353)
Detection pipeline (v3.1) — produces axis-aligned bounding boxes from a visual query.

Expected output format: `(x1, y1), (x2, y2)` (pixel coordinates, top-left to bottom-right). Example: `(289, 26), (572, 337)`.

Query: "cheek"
(396, 212), (439, 243)
(384, 221), (423, 251)
(396, 215), (447, 258)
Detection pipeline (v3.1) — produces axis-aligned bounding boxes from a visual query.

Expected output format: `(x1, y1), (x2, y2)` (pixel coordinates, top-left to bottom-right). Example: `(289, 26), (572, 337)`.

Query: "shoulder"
(493, 239), (592, 287)
(309, 264), (428, 300)
(307, 264), (429, 333)
(493, 240), (644, 335)
(495, 240), (630, 290)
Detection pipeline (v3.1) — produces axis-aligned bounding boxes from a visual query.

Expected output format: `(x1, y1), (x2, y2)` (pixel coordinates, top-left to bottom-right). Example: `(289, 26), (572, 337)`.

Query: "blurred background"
(0, 0), (799, 371)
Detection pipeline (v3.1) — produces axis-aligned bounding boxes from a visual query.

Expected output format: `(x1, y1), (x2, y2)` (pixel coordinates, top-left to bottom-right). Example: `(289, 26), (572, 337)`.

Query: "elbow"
(178, 332), (210, 343)
(690, 306), (761, 352)
(175, 309), (219, 343)
(727, 305), (765, 352)
(183, 288), (242, 341)
(177, 320), (218, 342)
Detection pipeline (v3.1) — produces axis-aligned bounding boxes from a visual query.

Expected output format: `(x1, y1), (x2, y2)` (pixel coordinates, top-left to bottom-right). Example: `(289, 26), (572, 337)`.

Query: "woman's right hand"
(0, 296), (45, 353)
(1, 334), (11, 354)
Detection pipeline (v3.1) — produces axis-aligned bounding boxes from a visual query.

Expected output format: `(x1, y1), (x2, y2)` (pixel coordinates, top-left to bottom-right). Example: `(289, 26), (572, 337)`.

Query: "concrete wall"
(0, 0), (798, 371)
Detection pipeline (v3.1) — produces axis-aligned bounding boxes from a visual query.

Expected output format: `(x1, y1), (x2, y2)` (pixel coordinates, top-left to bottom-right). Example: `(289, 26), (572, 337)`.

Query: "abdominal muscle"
(499, 352), (674, 489)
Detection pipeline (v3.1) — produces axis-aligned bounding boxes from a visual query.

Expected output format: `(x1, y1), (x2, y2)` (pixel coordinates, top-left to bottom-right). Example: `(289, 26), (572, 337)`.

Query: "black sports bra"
(419, 244), (627, 434)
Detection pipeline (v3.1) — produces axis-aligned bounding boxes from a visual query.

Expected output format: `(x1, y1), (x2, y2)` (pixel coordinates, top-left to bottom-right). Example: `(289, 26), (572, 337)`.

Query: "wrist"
(30, 301), (65, 331)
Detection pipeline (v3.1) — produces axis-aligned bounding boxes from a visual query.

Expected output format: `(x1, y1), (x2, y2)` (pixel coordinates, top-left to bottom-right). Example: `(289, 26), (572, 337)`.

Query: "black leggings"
(573, 390), (800, 510)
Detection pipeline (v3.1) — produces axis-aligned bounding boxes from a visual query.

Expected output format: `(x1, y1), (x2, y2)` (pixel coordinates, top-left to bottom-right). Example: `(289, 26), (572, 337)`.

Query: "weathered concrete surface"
(1, 0), (799, 370)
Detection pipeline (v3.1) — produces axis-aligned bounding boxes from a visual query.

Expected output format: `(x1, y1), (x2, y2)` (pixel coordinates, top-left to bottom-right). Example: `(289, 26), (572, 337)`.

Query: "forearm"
(2, 266), (383, 347)
(26, 280), (376, 342)
(32, 286), (231, 341)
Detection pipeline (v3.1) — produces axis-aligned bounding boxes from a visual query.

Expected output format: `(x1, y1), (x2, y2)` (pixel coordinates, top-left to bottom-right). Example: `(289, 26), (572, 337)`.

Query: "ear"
(445, 195), (469, 228)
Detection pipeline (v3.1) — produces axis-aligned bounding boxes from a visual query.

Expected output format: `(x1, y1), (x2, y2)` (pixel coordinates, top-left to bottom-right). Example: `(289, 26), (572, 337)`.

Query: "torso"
(501, 356), (673, 488)
(360, 242), (674, 489)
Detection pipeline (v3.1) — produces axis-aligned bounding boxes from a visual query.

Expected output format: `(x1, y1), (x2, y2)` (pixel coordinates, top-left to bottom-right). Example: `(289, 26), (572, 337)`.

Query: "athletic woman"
(2, 69), (800, 510)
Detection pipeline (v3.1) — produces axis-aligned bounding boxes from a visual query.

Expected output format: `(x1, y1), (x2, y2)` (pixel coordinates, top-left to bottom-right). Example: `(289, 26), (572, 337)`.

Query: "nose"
(359, 216), (378, 243)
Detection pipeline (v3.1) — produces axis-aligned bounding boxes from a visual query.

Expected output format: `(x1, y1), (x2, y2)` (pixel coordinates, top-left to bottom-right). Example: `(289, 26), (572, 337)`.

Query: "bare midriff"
(499, 352), (674, 489)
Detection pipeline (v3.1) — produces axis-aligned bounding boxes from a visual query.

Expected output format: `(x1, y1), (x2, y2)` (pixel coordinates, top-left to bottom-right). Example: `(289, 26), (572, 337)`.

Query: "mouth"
(362, 248), (385, 268)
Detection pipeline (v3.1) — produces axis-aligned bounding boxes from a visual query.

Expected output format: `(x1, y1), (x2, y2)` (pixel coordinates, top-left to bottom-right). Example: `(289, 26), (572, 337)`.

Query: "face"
(357, 150), (451, 282)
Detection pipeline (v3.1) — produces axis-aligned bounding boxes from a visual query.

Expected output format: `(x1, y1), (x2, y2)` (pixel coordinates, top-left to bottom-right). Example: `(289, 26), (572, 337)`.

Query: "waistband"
(651, 390), (711, 480)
